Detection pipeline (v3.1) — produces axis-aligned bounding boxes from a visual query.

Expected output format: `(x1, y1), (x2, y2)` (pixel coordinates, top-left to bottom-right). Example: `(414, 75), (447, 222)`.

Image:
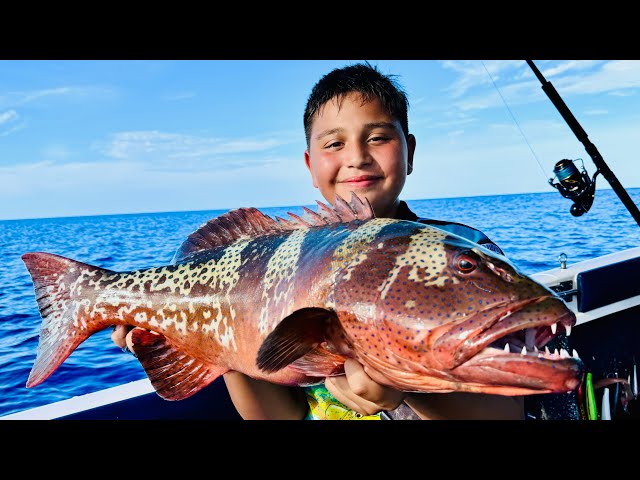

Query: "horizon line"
(0, 186), (628, 222)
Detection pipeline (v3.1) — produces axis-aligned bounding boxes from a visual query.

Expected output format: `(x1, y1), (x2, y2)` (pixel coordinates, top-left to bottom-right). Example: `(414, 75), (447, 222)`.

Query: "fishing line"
(481, 60), (549, 181)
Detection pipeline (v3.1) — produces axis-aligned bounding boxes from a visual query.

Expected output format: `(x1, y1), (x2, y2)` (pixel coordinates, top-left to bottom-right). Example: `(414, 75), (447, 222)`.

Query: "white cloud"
(540, 60), (603, 78)
(96, 130), (300, 169)
(0, 156), (316, 220)
(0, 110), (24, 137)
(440, 61), (640, 115)
(21, 87), (75, 103)
(0, 110), (17, 124)
(0, 86), (115, 108)
(440, 60), (524, 98)
(162, 92), (196, 101)
(584, 109), (609, 116)
(552, 60), (640, 95)
(42, 144), (71, 160)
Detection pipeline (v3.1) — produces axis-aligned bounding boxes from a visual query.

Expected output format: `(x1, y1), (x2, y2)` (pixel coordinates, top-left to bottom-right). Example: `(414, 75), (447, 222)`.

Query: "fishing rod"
(527, 60), (640, 227)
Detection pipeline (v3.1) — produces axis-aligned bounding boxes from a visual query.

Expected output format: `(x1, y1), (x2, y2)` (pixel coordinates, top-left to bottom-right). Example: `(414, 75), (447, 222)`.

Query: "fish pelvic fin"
(172, 192), (375, 263)
(21, 252), (111, 388)
(256, 307), (345, 375)
(130, 328), (225, 401)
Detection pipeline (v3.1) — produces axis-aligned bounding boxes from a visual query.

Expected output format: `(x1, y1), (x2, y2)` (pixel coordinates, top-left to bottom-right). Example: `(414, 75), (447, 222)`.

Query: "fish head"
(332, 221), (584, 396)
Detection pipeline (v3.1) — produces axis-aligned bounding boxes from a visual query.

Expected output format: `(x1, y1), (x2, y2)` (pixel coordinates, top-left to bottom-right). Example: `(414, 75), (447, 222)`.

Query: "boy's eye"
(325, 141), (343, 149)
(368, 135), (390, 143)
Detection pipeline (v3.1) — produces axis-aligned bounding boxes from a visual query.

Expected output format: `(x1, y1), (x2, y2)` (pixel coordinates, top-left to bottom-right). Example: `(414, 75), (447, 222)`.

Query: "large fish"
(21, 193), (584, 400)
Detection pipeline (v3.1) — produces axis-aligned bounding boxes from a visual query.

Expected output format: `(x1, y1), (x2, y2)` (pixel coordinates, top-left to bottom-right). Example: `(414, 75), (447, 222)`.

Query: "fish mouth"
(433, 296), (585, 394)
(482, 298), (576, 357)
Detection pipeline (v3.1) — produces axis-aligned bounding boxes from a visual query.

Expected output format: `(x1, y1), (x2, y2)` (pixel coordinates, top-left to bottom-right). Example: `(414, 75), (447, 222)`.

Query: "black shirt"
(394, 200), (504, 256)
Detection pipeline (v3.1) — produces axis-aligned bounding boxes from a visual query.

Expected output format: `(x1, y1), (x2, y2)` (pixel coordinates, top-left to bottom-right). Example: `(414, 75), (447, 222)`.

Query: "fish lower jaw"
(455, 346), (586, 395)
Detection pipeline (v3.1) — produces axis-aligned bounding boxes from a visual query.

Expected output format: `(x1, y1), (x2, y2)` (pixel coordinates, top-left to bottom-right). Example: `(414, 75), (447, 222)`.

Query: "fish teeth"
(550, 323), (557, 335)
(504, 343), (510, 353)
(564, 324), (572, 336)
(518, 342), (577, 360)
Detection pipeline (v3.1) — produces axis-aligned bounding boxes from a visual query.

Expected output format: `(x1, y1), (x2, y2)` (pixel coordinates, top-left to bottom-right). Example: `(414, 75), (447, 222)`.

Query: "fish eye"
(455, 252), (477, 274)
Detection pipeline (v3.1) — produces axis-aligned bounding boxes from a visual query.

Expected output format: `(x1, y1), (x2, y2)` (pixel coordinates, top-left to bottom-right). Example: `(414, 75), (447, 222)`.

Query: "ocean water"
(1, 188), (639, 418)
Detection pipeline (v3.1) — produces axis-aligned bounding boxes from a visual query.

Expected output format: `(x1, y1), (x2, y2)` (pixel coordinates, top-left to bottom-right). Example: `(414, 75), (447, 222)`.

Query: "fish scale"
(21, 193), (584, 401)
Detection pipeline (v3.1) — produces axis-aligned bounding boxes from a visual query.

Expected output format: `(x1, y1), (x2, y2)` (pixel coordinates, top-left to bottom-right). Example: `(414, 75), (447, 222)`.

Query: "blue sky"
(1, 59), (639, 220)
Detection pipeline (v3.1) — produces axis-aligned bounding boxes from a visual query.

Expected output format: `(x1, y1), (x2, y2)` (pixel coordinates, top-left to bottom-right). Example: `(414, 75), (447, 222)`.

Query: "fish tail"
(21, 252), (105, 388)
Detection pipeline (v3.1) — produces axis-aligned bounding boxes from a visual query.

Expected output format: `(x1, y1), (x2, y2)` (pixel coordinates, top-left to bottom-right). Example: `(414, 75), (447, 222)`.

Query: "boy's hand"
(111, 325), (137, 354)
(324, 359), (406, 416)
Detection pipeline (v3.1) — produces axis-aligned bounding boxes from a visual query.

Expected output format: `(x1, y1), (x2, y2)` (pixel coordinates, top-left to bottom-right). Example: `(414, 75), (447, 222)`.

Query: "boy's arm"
(326, 360), (524, 420)
(403, 392), (524, 420)
(222, 372), (309, 420)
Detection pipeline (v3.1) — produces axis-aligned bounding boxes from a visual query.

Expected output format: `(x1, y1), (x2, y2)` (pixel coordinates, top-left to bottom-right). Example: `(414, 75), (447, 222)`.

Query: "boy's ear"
(407, 134), (416, 175)
(304, 150), (319, 188)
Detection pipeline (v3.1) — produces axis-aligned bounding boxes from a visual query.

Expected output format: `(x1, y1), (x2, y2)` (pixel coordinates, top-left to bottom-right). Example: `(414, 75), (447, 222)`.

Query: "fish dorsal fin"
(172, 192), (375, 263)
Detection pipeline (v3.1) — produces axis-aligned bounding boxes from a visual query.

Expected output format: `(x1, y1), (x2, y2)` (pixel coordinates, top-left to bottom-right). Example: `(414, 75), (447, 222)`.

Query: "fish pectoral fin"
(256, 307), (339, 373)
(289, 346), (347, 377)
(130, 328), (226, 401)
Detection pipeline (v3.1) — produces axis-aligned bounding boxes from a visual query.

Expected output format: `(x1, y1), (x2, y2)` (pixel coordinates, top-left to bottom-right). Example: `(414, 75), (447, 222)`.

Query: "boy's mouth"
(339, 175), (382, 188)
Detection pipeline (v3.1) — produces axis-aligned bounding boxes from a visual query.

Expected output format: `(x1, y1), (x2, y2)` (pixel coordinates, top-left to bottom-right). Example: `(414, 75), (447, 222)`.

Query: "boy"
(113, 62), (524, 420)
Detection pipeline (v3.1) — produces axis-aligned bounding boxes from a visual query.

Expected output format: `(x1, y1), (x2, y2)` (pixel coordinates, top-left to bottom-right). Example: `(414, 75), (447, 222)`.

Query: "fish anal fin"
(130, 328), (226, 401)
(256, 307), (339, 373)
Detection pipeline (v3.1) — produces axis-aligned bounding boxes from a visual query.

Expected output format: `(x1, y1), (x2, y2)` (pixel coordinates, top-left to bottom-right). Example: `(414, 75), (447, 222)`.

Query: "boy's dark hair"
(303, 61), (410, 148)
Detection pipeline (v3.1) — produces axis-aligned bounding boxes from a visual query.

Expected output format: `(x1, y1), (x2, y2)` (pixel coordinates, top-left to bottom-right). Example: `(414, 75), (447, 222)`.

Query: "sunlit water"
(1, 189), (639, 417)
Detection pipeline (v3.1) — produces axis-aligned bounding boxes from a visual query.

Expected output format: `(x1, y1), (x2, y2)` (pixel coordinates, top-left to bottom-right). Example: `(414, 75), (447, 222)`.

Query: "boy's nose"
(344, 143), (372, 168)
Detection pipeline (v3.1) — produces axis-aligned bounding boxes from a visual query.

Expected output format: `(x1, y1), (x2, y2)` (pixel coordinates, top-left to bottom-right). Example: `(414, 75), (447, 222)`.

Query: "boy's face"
(304, 92), (415, 219)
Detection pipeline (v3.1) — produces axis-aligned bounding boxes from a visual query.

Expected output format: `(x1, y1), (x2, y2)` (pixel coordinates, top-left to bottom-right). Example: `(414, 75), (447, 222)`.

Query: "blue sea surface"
(1, 189), (639, 417)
